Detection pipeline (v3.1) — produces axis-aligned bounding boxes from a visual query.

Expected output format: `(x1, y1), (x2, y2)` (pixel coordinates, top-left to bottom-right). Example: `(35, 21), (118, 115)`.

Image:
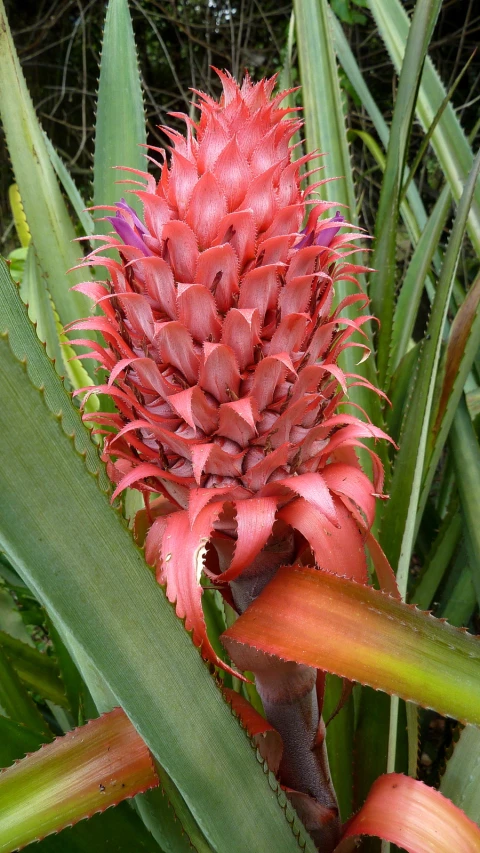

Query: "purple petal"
(116, 199), (147, 234)
(107, 215), (153, 256)
(314, 211), (344, 248)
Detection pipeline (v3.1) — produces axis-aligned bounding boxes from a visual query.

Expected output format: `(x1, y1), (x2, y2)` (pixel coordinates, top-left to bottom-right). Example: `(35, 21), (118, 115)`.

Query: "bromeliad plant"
(1, 1), (480, 852)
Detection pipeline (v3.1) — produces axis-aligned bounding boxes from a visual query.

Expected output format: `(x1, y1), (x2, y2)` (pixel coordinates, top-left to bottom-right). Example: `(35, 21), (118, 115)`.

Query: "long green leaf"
(17, 247), (64, 369)
(0, 258), (315, 853)
(294, 0), (356, 212)
(331, 14), (429, 241)
(0, 1), (89, 327)
(420, 272), (480, 517)
(370, 0), (442, 384)
(223, 566), (480, 725)
(44, 135), (94, 238)
(380, 151), (480, 577)
(410, 502), (462, 610)
(450, 396), (480, 606)
(367, 0), (480, 258)
(389, 184), (451, 379)
(94, 0), (147, 226)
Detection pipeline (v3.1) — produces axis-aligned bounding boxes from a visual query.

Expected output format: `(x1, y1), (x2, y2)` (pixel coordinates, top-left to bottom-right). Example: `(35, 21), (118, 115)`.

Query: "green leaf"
(322, 674), (354, 822)
(440, 564), (476, 630)
(223, 565), (480, 726)
(381, 151), (480, 581)
(0, 716), (46, 769)
(45, 616), (90, 726)
(0, 632), (66, 709)
(0, 584), (31, 643)
(367, 0), (480, 258)
(421, 272), (480, 516)
(331, 13), (431, 242)
(16, 247), (64, 370)
(0, 258), (315, 853)
(44, 135), (94, 238)
(369, 0), (442, 384)
(294, 0), (356, 212)
(411, 501), (462, 610)
(35, 803), (166, 853)
(0, 644), (51, 738)
(94, 0), (147, 226)
(385, 342), (420, 447)
(0, 1), (89, 328)
(450, 396), (480, 607)
(389, 184), (451, 379)
(353, 688), (390, 813)
(441, 725), (480, 824)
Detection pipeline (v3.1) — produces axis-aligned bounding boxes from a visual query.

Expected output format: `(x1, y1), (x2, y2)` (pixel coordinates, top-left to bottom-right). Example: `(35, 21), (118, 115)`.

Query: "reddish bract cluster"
(67, 71), (391, 669)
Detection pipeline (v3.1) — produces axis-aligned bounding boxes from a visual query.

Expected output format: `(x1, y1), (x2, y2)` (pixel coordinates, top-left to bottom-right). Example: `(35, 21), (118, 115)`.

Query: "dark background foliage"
(1, 0), (479, 256)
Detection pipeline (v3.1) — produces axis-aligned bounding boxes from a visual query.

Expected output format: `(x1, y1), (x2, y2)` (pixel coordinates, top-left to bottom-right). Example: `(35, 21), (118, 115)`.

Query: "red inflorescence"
(67, 71), (392, 669)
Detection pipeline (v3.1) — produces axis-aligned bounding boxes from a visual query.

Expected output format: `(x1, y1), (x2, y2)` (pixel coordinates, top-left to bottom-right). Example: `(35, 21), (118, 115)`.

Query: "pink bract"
(67, 70), (392, 671)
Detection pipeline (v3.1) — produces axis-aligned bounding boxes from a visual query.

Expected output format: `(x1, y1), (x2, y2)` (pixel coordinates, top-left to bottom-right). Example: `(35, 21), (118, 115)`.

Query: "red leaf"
(278, 497), (367, 583)
(222, 688), (283, 774)
(339, 774), (480, 853)
(262, 472), (338, 527)
(199, 343), (241, 403)
(156, 508), (241, 677)
(186, 172), (228, 250)
(221, 308), (262, 372)
(162, 220), (199, 282)
(177, 283), (222, 343)
(195, 243), (239, 314)
(220, 497), (279, 581)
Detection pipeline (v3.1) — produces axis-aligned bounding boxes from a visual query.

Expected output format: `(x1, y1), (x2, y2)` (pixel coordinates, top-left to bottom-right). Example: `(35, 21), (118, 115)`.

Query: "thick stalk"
(226, 539), (340, 852)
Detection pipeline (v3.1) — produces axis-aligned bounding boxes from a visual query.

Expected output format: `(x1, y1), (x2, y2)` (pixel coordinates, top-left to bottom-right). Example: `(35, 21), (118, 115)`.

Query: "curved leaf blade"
(223, 566), (480, 725)
(341, 773), (480, 852)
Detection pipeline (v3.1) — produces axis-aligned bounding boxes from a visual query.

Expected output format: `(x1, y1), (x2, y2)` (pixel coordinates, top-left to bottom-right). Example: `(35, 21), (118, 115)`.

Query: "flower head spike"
(68, 71), (393, 675)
